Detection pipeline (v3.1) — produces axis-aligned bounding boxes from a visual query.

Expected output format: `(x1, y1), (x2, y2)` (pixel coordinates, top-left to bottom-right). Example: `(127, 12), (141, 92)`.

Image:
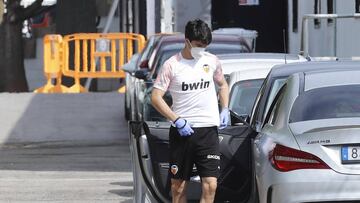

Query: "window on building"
(292, 0), (298, 32)
(314, 0), (321, 28)
(327, 0), (333, 24)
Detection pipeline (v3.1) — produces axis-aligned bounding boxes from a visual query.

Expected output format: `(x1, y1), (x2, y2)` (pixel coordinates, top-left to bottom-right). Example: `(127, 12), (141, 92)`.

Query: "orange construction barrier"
(34, 34), (69, 93)
(34, 33), (146, 93)
(62, 33), (146, 93)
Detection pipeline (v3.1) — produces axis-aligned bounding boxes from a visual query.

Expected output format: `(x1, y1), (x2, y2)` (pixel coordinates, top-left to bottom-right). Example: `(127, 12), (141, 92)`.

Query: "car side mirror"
(122, 53), (139, 73)
(134, 69), (149, 80)
(230, 109), (250, 126)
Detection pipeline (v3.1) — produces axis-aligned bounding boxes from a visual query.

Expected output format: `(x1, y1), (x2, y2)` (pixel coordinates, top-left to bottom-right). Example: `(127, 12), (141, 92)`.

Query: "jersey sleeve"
(213, 56), (224, 84)
(153, 61), (173, 91)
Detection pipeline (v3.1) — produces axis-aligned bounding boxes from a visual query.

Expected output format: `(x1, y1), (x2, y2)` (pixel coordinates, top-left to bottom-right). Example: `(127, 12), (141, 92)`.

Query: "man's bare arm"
(217, 76), (229, 110)
(151, 88), (179, 122)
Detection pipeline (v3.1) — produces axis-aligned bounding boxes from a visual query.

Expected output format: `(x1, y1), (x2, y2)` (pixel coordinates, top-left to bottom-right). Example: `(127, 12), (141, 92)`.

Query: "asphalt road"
(0, 142), (133, 202)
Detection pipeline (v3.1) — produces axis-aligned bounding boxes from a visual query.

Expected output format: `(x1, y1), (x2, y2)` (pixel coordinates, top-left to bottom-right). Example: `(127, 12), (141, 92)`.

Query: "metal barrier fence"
(35, 33), (146, 93)
(34, 34), (69, 93)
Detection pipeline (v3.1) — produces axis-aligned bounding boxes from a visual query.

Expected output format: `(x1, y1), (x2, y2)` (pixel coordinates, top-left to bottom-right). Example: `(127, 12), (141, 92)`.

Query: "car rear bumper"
(264, 169), (360, 203)
(270, 181), (360, 203)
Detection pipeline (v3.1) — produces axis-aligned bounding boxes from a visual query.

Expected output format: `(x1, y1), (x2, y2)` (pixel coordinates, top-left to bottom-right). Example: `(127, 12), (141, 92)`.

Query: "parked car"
(123, 34), (175, 120)
(129, 60), (360, 203)
(133, 33), (254, 121)
(212, 27), (258, 52)
(255, 69), (360, 203)
(143, 53), (306, 122)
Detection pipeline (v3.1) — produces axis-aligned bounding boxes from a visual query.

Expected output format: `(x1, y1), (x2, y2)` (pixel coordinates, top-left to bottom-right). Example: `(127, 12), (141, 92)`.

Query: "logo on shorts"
(207, 155), (220, 160)
(170, 165), (178, 175)
(203, 64), (210, 73)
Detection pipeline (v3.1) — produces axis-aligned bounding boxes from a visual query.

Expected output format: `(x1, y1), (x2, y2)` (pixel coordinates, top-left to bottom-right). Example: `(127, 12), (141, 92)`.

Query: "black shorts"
(169, 126), (220, 180)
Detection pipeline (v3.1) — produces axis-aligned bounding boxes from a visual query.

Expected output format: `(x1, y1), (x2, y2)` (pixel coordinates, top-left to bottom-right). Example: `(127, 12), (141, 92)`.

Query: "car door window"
(264, 78), (287, 120)
(250, 76), (268, 126)
(229, 79), (264, 116)
(264, 84), (287, 127)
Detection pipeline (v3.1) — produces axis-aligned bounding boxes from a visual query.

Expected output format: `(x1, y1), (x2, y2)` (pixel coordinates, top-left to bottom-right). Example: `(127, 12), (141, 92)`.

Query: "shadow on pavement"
(0, 143), (132, 172)
(110, 181), (133, 187)
(0, 93), (132, 173)
(108, 188), (133, 197)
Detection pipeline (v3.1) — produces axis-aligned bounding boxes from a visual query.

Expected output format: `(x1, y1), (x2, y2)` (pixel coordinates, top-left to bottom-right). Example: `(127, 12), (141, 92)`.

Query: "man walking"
(151, 19), (229, 203)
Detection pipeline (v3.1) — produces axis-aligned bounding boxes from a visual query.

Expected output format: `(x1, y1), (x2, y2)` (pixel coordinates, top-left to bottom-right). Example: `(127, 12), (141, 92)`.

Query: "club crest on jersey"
(171, 165), (178, 175)
(203, 64), (210, 73)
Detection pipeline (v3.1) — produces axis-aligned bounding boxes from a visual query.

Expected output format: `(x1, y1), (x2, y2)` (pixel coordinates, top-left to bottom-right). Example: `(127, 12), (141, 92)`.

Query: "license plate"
(342, 146), (360, 164)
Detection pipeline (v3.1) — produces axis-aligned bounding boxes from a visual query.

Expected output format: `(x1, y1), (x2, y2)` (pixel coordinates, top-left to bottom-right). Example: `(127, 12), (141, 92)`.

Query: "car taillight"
(269, 144), (330, 172)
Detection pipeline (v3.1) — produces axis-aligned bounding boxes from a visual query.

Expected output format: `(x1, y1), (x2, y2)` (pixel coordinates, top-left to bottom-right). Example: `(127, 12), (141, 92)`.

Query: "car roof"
(230, 68), (272, 81)
(221, 61), (283, 75)
(158, 33), (251, 44)
(219, 53), (306, 75)
(217, 53), (306, 61)
(228, 68), (270, 90)
(301, 69), (360, 91)
(269, 60), (360, 79)
(147, 33), (252, 69)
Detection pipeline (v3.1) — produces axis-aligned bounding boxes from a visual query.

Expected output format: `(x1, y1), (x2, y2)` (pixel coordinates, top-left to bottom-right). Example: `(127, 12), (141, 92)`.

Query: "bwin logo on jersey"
(182, 79), (210, 91)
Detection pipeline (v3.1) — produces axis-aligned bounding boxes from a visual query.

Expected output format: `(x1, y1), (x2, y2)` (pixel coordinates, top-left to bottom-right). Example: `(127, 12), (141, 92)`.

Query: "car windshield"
(138, 37), (155, 62)
(152, 42), (250, 79)
(289, 85), (360, 123)
(152, 48), (181, 79)
(229, 79), (263, 116)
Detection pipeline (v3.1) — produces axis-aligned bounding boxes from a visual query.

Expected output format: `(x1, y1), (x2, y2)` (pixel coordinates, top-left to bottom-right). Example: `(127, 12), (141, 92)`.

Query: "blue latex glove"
(219, 108), (229, 129)
(174, 118), (194, 136)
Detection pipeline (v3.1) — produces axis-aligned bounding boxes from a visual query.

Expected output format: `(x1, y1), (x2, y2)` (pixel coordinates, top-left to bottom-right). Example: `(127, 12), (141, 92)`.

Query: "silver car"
(255, 69), (360, 203)
(129, 61), (360, 202)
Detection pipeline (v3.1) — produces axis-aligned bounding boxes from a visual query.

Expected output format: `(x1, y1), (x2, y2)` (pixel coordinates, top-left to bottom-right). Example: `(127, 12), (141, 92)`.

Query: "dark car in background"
(123, 33), (175, 120)
(133, 33), (253, 121)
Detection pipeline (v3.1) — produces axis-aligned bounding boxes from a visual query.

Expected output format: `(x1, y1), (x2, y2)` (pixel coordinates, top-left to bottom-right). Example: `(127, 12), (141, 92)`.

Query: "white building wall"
(288, 0), (360, 57)
(174, 0), (211, 32)
(161, 0), (174, 33)
(336, 1), (360, 57)
(147, 0), (156, 36)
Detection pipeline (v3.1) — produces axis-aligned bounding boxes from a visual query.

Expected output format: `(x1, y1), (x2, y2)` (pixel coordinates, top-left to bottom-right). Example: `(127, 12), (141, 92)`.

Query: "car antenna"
(283, 29), (287, 64)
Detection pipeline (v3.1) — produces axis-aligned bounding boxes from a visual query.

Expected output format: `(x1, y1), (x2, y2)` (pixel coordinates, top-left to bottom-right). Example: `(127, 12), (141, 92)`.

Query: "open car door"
(129, 120), (257, 203)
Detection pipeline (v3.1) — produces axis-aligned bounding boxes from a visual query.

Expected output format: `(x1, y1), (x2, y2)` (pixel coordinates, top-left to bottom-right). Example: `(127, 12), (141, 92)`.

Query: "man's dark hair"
(185, 19), (212, 45)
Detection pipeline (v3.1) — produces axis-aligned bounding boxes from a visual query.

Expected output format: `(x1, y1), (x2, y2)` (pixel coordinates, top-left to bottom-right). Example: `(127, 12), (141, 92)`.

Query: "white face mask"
(187, 40), (206, 60)
(191, 47), (205, 60)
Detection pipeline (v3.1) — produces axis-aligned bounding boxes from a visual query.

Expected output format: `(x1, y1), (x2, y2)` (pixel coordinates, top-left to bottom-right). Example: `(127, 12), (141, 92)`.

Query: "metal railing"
(300, 13), (360, 57)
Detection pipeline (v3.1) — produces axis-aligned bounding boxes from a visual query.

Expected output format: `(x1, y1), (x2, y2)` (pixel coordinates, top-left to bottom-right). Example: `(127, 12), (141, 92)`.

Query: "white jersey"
(153, 52), (224, 127)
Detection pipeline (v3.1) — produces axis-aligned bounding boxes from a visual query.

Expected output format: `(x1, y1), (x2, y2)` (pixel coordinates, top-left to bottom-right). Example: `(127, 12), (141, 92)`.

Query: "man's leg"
(200, 177), (217, 203)
(171, 179), (188, 203)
